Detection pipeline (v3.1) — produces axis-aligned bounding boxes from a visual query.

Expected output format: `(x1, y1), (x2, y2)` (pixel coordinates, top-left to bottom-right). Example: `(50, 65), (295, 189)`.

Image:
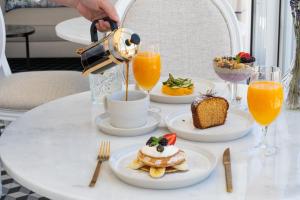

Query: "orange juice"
(247, 81), (284, 126)
(133, 52), (161, 91)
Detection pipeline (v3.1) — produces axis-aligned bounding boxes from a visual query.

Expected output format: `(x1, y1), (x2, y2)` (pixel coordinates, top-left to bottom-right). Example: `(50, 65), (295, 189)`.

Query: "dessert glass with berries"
(213, 52), (255, 106)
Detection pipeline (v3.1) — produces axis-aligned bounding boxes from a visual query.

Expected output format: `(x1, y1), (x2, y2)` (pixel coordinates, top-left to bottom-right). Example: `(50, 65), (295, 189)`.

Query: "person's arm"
(52, 0), (119, 31)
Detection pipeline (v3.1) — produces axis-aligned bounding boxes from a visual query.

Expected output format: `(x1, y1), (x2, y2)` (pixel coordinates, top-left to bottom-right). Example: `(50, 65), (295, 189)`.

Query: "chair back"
(116, 0), (242, 80)
(0, 8), (11, 77)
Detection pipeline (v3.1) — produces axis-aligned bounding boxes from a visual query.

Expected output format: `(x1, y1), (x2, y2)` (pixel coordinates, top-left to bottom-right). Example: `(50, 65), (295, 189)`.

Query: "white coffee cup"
(105, 90), (150, 128)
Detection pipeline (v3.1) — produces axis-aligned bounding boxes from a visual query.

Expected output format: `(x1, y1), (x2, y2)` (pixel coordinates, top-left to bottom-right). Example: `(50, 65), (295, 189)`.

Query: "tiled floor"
(1, 170), (50, 200)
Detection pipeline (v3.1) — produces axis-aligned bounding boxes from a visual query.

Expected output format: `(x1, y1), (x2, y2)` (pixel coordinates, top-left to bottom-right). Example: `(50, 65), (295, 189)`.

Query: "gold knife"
(223, 148), (233, 193)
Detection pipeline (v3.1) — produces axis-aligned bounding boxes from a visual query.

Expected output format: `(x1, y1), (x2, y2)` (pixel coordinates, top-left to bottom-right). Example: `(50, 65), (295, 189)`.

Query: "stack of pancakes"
(129, 148), (188, 178)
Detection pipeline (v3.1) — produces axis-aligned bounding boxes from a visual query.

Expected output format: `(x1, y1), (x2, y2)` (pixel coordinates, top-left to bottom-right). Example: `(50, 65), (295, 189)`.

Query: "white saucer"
(150, 77), (215, 104)
(95, 111), (161, 137)
(165, 109), (254, 142)
(109, 144), (217, 189)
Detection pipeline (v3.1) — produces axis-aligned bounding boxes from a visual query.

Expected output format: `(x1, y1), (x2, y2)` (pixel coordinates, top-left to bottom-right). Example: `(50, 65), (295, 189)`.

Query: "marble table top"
(0, 84), (299, 200)
(55, 17), (92, 45)
(55, 17), (105, 45)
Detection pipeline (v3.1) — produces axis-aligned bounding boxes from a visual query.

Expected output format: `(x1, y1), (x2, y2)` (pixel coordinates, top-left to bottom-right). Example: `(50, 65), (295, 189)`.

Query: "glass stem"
(230, 83), (238, 102)
(147, 89), (161, 113)
(261, 126), (268, 148)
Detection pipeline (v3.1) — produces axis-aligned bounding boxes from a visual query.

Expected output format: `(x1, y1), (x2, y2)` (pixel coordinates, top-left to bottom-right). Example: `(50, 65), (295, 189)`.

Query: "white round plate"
(165, 109), (254, 142)
(109, 144), (217, 189)
(150, 78), (215, 104)
(95, 111), (161, 137)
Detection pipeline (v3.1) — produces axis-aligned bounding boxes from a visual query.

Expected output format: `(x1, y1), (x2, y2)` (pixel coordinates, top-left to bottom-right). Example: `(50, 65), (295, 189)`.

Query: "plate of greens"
(150, 74), (215, 104)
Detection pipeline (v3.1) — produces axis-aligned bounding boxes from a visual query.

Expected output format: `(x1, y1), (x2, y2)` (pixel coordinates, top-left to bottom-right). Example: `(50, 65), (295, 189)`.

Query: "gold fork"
(89, 141), (110, 187)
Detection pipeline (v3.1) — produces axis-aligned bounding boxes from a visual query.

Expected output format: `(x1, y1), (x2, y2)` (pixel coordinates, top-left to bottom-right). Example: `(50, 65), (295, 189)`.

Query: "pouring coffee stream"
(77, 17), (141, 101)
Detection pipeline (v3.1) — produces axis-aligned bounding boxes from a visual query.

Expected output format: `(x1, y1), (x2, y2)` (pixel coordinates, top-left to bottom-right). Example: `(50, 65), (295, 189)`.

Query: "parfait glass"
(132, 44), (161, 111)
(213, 59), (254, 107)
(247, 66), (283, 156)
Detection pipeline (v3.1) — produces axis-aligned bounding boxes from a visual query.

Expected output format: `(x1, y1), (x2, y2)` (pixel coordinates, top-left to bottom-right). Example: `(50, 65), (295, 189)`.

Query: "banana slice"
(128, 158), (144, 169)
(149, 167), (166, 178)
(173, 161), (188, 171)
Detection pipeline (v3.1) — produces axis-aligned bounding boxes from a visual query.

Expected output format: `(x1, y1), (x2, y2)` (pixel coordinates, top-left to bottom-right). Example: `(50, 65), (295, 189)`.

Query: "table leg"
(25, 35), (30, 68)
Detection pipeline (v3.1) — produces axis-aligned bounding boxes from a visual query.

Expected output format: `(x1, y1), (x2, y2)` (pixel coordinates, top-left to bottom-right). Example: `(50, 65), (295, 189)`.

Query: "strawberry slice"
(238, 52), (247, 57)
(163, 133), (176, 145)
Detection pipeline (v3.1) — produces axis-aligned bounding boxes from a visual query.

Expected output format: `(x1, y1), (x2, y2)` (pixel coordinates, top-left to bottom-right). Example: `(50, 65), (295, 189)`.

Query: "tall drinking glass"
(132, 44), (161, 93)
(89, 66), (122, 104)
(132, 44), (161, 112)
(247, 66), (284, 156)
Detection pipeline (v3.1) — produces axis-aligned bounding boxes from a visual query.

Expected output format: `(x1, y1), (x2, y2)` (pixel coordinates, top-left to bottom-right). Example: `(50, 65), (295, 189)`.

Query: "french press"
(77, 17), (141, 76)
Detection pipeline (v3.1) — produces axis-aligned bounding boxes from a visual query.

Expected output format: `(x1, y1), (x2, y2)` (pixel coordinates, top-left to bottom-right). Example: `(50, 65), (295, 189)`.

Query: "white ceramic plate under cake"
(150, 78), (215, 104)
(109, 144), (217, 189)
(165, 109), (254, 142)
(95, 111), (161, 137)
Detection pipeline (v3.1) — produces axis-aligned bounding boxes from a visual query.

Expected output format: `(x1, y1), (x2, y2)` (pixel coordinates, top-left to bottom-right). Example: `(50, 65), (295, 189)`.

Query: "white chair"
(0, 8), (89, 122)
(115, 0), (242, 80)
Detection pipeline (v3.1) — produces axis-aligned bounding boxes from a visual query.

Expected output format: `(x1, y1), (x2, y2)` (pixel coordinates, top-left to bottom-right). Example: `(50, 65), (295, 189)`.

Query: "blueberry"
(157, 145), (164, 152)
(241, 57), (255, 63)
(159, 138), (168, 146)
(249, 57), (255, 62)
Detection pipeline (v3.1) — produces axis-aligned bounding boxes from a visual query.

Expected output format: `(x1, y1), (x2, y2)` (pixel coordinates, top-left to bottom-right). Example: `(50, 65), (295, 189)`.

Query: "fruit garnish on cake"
(161, 74), (194, 96)
(128, 133), (188, 178)
(191, 91), (229, 129)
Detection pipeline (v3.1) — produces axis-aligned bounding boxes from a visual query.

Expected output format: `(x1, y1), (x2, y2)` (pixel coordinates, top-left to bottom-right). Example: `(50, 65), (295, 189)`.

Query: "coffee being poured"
(77, 17), (141, 101)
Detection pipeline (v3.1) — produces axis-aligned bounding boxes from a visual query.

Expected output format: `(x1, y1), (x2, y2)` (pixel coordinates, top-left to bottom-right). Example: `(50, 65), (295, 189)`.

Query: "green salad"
(162, 74), (194, 89)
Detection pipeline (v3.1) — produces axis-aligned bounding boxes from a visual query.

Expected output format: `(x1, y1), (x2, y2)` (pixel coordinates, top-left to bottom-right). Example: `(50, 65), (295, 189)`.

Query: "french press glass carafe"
(77, 17), (141, 76)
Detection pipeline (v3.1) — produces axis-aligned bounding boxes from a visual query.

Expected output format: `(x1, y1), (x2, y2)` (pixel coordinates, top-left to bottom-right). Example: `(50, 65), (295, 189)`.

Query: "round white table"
(0, 83), (298, 200)
(55, 17), (95, 45)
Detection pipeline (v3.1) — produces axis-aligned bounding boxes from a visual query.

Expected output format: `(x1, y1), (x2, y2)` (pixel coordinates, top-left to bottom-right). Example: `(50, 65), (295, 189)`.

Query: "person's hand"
(53, 0), (119, 31)
(75, 0), (119, 31)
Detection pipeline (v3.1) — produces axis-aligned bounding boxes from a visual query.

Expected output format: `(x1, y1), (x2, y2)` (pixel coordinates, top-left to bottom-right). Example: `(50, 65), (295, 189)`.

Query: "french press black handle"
(90, 17), (118, 42)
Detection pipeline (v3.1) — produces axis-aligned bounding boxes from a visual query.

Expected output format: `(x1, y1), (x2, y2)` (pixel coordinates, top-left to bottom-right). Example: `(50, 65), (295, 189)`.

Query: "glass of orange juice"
(247, 66), (283, 156)
(132, 44), (161, 93)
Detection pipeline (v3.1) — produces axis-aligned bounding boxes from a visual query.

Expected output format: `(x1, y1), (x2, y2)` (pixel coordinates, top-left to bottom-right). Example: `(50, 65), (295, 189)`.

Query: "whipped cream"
(141, 145), (179, 158)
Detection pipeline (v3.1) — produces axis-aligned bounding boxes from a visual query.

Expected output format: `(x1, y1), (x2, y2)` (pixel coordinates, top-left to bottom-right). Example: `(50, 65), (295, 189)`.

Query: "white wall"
(227, 0), (252, 52)
(252, 0), (280, 67)
(279, 0), (295, 74)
